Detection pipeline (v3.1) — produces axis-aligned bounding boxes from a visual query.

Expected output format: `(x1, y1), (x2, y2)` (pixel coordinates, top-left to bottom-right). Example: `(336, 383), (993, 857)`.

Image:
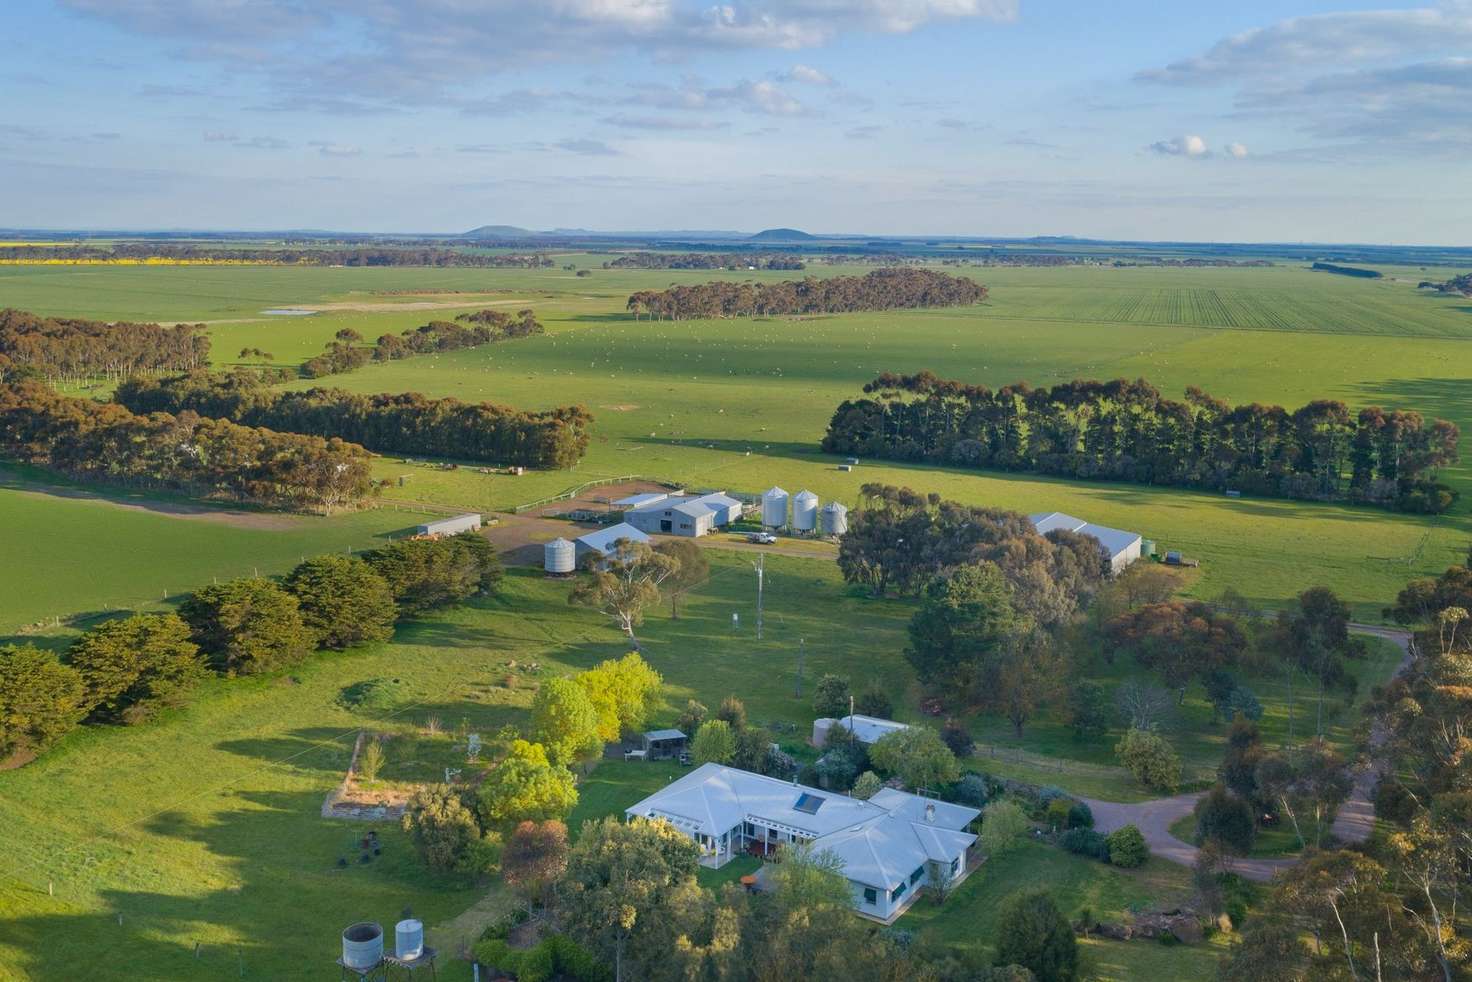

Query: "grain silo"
(544, 537), (576, 575)
(792, 490), (819, 531)
(761, 486), (789, 528)
(820, 501), (849, 536)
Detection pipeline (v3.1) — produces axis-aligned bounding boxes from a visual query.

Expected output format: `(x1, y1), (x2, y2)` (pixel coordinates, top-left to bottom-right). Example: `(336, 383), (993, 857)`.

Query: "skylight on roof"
(793, 792), (825, 815)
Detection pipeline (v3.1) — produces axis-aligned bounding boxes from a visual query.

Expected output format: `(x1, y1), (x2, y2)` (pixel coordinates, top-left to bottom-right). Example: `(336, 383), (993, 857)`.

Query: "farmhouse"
(1029, 511), (1142, 575)
(625, 763), (978, 923)
(812, 714), (910, 747)
(622, 491), (744, 538)
(414, 513), (482, 537)
(574, 522), (650, 561)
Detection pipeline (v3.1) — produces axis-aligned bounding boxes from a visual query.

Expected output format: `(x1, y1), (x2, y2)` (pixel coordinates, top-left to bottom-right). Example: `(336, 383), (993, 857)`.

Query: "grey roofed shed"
(640, 728), (688, 759)
(574, 522), (650, 559)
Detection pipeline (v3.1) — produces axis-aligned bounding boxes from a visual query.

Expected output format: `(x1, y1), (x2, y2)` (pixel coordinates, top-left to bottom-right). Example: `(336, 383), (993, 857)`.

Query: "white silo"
(820, 501), (849, 536)
(544, 537), (576, 575)
(761, 486), (789, 527)
(792, 490), (819, 532)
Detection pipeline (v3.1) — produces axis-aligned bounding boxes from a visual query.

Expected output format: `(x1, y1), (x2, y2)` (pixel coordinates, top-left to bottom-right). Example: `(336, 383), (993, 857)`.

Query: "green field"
(3, 256), (1467, 979)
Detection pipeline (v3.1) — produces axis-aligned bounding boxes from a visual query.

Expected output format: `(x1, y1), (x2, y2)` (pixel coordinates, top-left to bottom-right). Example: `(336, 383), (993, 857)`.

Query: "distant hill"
(749, 227), (816, 242)
(463, 225), (535, 239)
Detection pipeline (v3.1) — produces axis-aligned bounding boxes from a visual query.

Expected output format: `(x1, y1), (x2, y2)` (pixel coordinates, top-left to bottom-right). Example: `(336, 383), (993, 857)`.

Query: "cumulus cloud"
(780, 63), (833, 85)
(1149, 134), (1209, 157)
(1225, 142), (1248, 158)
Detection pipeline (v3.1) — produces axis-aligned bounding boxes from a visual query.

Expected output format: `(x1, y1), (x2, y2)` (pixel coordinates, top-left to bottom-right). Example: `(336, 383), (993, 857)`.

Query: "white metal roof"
(1028, 512), (1141, 560)
(624, 763), (977, 890)
(836, 714), (910, 744)
(615, 492), (670, 508)
(575, 522), (650, 554)
(644, 728), (687, 741)
(671, 500), (715, 519)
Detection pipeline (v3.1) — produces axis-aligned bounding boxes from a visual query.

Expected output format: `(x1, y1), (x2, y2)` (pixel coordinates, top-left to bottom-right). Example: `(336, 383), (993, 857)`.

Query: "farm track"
(1082, 625), (1411, 883)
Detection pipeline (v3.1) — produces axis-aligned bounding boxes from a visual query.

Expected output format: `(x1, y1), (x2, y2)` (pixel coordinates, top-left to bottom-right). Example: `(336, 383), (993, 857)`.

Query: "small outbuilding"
(639, 728), (688, 760)
(1029, 511), (1142, 575)
(813, 714), (911, 748)
(574, 522), (651, 562)
(415, 513), (482, 537)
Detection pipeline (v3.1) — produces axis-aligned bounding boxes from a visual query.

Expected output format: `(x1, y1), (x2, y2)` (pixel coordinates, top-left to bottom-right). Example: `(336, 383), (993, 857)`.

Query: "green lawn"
(1168, 813), (1322, 859)
(0, 463), (437, 635)
(905, 840), (1226, 978)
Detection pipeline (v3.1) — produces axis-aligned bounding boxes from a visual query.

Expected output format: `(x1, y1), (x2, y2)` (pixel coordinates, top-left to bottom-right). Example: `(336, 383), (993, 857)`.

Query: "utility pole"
(753, 552), (764, 641)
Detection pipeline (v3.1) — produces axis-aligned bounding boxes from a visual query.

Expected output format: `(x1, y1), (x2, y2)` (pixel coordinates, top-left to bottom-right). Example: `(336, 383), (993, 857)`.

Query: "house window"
(892, 881), (907, 900)
(744, 822), (755, 837)
(863, 888), (877, 906)
(950, 858), (960, 877)
(911, 866), (925, 885)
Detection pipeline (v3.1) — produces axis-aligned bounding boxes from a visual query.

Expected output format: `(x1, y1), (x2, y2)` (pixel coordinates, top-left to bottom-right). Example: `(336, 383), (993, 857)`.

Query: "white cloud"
(205, 132), (289, 150)
(552, 137), (619, 156)
(1225, 142), (1248, 159)
(62, 0), (1016, 107)
(308, 140), (361, 157)
(1149, 134), (1209, 158)
(601, 114), (727, 130)
(1138, 5), (1472, 85)
(623, 76), (808, 116)
(781, 63), (833, 85)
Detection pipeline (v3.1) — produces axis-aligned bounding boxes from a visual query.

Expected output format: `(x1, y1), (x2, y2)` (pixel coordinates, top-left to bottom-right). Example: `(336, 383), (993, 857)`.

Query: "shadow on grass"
(5, 788), (481, 979)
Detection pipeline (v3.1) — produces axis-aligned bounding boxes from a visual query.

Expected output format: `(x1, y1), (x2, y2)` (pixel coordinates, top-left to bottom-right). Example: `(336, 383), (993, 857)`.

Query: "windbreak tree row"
(302, 308), (545, 378)
(0, 307), (210, 381)
(604, 251), (805, 270)
(822, 372), (1460, 513)
(115, 371), (594, 470)
(625, 268), (987, 319)
(0, 381), (373, 510)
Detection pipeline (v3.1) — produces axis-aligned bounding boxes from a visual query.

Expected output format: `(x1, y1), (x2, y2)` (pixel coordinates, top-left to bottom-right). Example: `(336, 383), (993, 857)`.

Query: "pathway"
(1079, 625), (1412, 884)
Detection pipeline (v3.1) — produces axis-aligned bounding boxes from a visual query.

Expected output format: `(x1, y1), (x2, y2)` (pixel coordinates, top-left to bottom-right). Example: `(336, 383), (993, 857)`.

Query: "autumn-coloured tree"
(502, 820), (569, 917)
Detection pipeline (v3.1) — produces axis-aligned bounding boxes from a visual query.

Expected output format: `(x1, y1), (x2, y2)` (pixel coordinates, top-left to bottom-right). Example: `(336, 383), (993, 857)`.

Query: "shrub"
(1114, 728), (1181, 792)
(869, 726), (960, 790)
(1106, 825), (1149, 868)
(981, 800), (1030, 857)
(1059, 828), (1109, 861)
(337, 677), (403, 712)
(358, 737), (384, 782)
(715, 695), (748, 731)
(674, 699), (707, 736)
(1037, 785), (1068, 806)
(952, 773), (989, 807)
(1065, 801), (1093, 829)
(855, 680), (894, 719)
(852, 770), (883, 800)
(995, 889), (1078, 982)
(940, 719), (975, 758)
(813, 674), (851, 718)
(1045, 798), (1072, 830)
(815, 744), (863, 790)
(1193, 785), (1256, 854)
(402, 784), (498, 874)
(691, 718), (737, 765)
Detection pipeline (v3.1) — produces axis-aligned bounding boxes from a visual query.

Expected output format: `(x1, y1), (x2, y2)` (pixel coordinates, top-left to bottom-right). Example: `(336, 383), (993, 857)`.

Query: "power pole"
(753, 552), (764, 641)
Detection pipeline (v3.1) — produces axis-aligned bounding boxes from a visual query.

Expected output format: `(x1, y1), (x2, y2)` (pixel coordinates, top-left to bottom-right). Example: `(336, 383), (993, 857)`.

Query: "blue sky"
(2, 0), (1470, 241)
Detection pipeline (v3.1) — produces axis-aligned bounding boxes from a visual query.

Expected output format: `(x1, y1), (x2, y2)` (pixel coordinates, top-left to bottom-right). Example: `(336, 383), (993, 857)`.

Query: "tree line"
(0, 308), (210, 382)
(0, 533), (500, 767)
(0, 380), (373, 510)
(0, 244), (554, 267)
(301, 308), (544, 378)
(603, 252), (805, 270)
(822, 372), (1460, 513)
(1421, 271), (1472, 296)
(114, 371), (594, 469)
(625, 268), (987, 320)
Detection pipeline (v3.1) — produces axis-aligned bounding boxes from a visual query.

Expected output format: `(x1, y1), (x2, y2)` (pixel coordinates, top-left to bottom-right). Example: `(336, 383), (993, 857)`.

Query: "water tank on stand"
(544, 537), (576, 575)
(761, 486), (789, 528)
(395, 919), (425, 960)
(342, 922), (384, 970)
(792, 490), (819, 532)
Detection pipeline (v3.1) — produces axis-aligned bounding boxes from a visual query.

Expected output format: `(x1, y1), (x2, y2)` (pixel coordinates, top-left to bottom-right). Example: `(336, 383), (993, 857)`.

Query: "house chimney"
(925, 802), (935, 824)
